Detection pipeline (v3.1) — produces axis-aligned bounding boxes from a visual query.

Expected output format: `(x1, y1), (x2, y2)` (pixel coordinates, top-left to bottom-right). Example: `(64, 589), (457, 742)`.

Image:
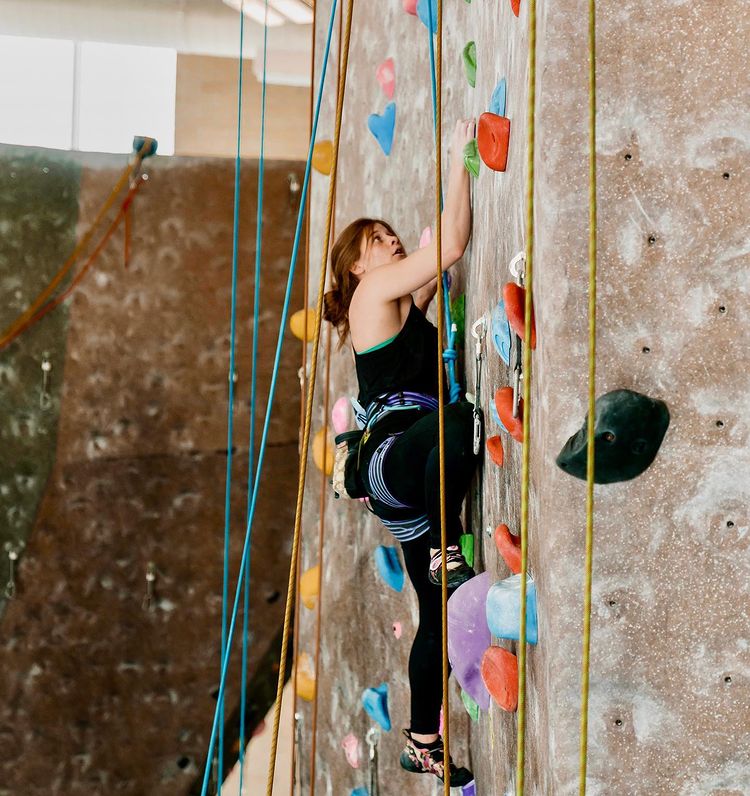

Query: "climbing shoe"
(399, 729), (474, 786)
(428, 545), (475, 588)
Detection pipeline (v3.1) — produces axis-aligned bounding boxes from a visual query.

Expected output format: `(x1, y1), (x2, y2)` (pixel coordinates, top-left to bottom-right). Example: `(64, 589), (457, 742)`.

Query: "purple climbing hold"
(461, 781), (477, 796)
(367, 102), (396, 156)
(362, 683), (391, 731)
(447, 572), (492, 710)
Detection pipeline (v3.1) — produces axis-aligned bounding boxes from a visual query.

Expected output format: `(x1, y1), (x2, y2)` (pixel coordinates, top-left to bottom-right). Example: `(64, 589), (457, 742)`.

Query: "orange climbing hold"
(313, 429), (334, 475)
(510, 0), (521, 17)
(477, 113), (510, 172)
(503, 282), (536, 349)
(481, 647), (518, 711)
(486, 435), (504, 467)
(300, 565), (320, 609)
(494, 524), (521, 574)
(312, 140), (333, 175)
(495, 387), (524, 443)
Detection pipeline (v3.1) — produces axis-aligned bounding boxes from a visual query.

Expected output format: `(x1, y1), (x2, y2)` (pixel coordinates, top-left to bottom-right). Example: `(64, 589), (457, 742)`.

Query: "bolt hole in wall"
(647, 234), (657, 245)
(715, 420), (725, 428)
(719, 305), (727, 314)
(723, 172), (731, 179)
(614, 719), (623, 727)
(177, 756), (191, 770)
(726, 521), (735, 528)
(642, 346), (651, 353)
(624, 152), (632, 160)
(724, 675), (733, 684)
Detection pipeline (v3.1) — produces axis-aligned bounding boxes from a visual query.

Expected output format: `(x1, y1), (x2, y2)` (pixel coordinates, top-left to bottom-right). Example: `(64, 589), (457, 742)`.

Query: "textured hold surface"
(342, 732), (361, 768)
(300, 565), (320, 609)
(312, 140), (333, 175)
(362, 683), (391, 731)
(477, 112), (511, 172)
(503, 281), (536, 348)
(486, 435), (504, 466)
(494, 386), (524, 442)
(447, 573), (492, 710)
(494, 524), (521, 574)
(367, 102), (396, 156)
(491, 297), (512, 365)
(296, 652), (316, 702)
(461, 689), (481, 722)
(510, 0), (521, 17)
(376, 57), (396, 100)
(290, 307), (317, 341)
(374, 545), (405, 592)
(462, 41), (477, 88)
(312, 428), (334, 475)
(486, 574), (538, 644)
(463, 139), (480, 178)
(417, 0), (438, 32)
(480, 647), (518, 712)
(459, 532), (475, 568)
(331, 395), (351, 435)
(489, 77), (507, 116)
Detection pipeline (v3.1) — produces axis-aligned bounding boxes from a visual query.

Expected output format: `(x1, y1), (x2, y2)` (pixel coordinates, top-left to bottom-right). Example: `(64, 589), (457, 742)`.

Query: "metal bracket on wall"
(141, 561), (158, 612)
(366, 725), (380, 796)
(4, 541), (24, 600)
(40, 352), (52, 410)
(470, 317), (486, 455)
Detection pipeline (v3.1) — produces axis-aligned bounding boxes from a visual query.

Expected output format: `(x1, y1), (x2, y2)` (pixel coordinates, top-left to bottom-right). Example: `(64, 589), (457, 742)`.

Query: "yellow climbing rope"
(516, 0), (537, 789)
(265, 1), (355, 792)
(432, 1), (453, 793)
(578, 0), (598, 789)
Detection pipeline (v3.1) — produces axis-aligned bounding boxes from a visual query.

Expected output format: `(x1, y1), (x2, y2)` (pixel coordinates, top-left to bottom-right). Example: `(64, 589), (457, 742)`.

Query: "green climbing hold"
(459, 533), (474, 568)
(462, 41), (477, 88)
(451, 293), (465, 340)
(461, 689), (480, 722)
(463, 140), (480, 178)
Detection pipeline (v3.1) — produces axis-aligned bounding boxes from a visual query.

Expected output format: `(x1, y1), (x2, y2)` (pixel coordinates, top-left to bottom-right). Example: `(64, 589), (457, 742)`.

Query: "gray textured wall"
(297, 1), (749, 794)
(0, 149), (306, 795)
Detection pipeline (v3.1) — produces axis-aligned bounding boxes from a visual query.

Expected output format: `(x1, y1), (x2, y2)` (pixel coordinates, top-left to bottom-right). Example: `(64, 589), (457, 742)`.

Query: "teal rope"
(425, 2), (461, 403)
(217, 1), (247, 790)
(238, 0), (267, 793)
(198, 2), (340, 792)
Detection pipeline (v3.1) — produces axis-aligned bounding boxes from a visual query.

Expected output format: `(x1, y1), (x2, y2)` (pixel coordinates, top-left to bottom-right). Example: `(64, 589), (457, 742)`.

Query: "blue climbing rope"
(198, 2), (341, 792)
(426, 2), (461, 404)
(217, 1), (248, 790)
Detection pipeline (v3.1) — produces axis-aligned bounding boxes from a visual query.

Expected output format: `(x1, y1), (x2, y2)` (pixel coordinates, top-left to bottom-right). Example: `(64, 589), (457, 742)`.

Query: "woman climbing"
(323, 119), (477, 787)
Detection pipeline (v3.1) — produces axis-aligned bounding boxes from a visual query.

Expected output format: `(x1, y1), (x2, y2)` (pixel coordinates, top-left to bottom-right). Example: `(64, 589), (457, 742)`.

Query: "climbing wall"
(0, 147), (306, 795)
(298, 0), (749, 794)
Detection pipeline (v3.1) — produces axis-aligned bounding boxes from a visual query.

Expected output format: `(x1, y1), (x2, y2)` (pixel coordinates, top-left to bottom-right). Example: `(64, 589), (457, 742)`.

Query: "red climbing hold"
(510, 0), (521, 17)
(503, 282), (536, 349)
(486, 435), (504, 467)
(495, 386), (524, 443)
(481, 647), (518, 712)
(477, 113), (510, 172)
(494, 524), (521, 574)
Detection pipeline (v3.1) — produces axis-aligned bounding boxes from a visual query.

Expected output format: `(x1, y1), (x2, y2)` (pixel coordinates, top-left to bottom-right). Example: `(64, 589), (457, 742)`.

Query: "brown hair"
(323, 217), (398, 346)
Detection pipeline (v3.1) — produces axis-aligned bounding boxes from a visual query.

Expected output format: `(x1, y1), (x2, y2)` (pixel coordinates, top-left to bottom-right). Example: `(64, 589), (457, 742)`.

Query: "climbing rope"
(197, 1), (342, 791)
(516, 0), (538, 789)
(263, 1), (354, 792)
(578, 0), (598, 789)
(0, 145), (149, 351)
(428, 0), (453, 792)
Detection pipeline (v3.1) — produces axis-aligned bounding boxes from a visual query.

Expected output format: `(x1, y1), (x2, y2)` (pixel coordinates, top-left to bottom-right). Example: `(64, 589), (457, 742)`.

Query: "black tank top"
(354, 301), (443, 408)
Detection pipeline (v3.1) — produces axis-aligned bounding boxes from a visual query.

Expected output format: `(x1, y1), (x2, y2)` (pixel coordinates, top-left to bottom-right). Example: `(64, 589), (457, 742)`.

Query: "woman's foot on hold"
(428, 545), (475, 588)
(399, 729), (474, 786)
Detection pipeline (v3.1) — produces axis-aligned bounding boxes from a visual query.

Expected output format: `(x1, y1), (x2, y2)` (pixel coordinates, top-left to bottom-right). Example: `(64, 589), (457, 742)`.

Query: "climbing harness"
(366, 726), (380, 796)
(578, 0), (599, 788)
(510, 252), (525, 419)
(470, 317), (486, 456)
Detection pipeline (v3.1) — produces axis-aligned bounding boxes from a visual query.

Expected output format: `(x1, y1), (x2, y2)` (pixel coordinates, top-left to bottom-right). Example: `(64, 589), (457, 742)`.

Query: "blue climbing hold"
(490, 399), (503, 429)
(417, 0), (438, 32)
(367, 102), (396, 156)
(491, 298), (512, 365)
(362, 683), (391, 731)
(486, 574), (538, 644)
(489, 78), (507, 117)
(351, 790), (368, 796)
(132, 136), (158, 158)
(374, 545), (404, 592)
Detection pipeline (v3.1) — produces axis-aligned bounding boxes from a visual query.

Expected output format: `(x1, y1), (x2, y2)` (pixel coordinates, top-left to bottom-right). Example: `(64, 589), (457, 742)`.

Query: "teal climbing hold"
(417, 0), (438, 32)
(491, 298), (512, 365)
(351, 790), (368, 796)
(459, 533), (474, 569)
(490, 399), (503, 429)
(463, 140), (480, 177)
(132, 136), (158, 157)
(368, 103), (396, 156)
(461, 689), (480, 722)
(362, 683), (391, 731)
(489, 78), (507, 117)
(486, 574), (538, 644)
(462, 42), (477, 88)
(374, 545), (404, 592)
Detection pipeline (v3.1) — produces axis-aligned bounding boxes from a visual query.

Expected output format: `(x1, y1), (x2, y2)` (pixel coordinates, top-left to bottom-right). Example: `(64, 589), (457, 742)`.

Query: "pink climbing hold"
(341, 733), (361, 768)
(376, 58), (396, 100)
(331, 396), (350, 435)
(403, 0), (418, 14)
(419, 226), (432, 249)
(393, 621), (403, 639)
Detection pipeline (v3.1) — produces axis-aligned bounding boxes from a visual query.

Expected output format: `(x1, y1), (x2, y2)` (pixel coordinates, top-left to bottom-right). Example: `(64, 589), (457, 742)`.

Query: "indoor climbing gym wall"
(295, 0), (749, 794)
(0, 146), (306, 794)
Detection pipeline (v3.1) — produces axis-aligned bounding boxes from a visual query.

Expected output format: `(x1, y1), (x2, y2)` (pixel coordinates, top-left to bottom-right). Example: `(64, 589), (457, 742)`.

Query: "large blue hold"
(417, 0), (438, 32)
(362, 683), (391, 731)
(486, 574), (538, 644)
(489, 78), (507, 117)
(374, 545), (404, 592)
(491, 298), (512, 365)
(367, 102), (396, 156)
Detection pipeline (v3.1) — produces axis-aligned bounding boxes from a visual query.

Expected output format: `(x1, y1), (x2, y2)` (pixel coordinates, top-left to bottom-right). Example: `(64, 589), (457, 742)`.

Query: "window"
(0, 36), (176, 155)
(0, 35), (75, 150)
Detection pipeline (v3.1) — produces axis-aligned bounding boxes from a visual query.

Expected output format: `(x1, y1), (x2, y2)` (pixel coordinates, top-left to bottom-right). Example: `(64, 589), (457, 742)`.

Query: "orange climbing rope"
(0, 148), (148, 352)
(265, 2), (355, 793)
(516, 0), (538, 789)
(432, 1), (453, 793)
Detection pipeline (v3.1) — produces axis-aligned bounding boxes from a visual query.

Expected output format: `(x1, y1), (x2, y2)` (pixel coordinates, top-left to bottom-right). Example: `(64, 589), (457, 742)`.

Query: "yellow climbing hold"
(312, 140), (333, 175)
(296, 652), (316, 702)
(290, 308), (317, 341)
(300, 565), (320, 610)
(313, 429), (334, 475)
